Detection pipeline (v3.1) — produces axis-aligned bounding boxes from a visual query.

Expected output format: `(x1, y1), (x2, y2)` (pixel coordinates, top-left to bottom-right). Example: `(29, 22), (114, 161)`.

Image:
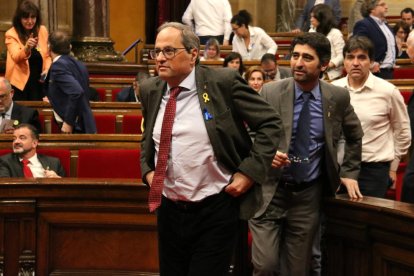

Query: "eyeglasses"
(288, 154), (310, 164)
(149, 47), (187, 59)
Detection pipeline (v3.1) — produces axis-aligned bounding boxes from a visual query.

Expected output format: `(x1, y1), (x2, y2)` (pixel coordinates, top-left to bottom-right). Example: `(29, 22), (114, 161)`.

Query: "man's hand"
(44, 168), (61, 178)
(340, 177), (363, 199)
(291, 28), (301, 33)
(271, 151), (291, 168)
(61, 122), (73, 134)
(225, 172), (254, 197)
(146, 171), (154, 187)
(389, 170), (397, 189)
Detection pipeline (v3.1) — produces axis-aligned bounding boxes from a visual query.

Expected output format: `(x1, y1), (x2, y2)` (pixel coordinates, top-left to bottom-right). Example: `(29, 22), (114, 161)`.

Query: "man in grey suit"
(249, 32), (363, 276)
(260, 53), (292, 82)
(139, 22), (282, 275)
(0, 123), (65, 178)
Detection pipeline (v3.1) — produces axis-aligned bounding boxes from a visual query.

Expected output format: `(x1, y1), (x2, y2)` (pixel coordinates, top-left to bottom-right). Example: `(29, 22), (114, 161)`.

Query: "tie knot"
(170, 87), (182, 99)
(22, 159), (30, 165)
(302, 92), (311, 101)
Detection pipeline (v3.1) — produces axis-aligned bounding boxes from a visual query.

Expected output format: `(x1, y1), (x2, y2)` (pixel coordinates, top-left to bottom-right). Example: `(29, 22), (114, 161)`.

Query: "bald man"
(401, 32), (414, 202)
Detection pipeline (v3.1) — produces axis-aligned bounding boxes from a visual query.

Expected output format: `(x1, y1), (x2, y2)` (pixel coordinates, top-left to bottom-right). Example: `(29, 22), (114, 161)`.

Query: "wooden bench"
(0, 134), (142, 177)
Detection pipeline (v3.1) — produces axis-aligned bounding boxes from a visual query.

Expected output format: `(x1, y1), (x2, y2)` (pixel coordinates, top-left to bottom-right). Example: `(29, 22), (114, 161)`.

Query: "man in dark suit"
(249, 32), (363, 276)
(260, 53), (292, 82)
(293, 0), (342, 32)
(116, 71), (150, 102)
(46, 31), (96, 134)
(140, 22), (281, 275)
(401, 7), (414, 31)
(0, 77), (41, 133)
(401, 32), (414, 202)
(0, 123), (65, 178)
(353, 0), (396, 79)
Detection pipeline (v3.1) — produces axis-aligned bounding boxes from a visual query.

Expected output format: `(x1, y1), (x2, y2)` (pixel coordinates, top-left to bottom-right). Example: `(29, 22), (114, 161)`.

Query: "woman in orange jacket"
(5, 0), (51, 101)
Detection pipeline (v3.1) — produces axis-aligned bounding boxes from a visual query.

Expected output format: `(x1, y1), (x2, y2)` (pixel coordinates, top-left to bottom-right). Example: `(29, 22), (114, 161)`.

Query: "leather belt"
(278, 177), (320, 192)
(162, 191), (227, 212)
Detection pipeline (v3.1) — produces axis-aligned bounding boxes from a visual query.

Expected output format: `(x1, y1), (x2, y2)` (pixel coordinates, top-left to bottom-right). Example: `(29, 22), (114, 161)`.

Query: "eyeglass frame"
(149, 46), (189, 59)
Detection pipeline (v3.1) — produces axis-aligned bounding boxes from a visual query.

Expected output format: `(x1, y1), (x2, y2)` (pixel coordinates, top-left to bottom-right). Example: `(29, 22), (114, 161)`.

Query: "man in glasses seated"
(249, 32), (363, 276)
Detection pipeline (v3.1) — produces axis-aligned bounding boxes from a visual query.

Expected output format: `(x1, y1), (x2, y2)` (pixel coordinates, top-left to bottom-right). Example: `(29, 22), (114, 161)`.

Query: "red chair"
(396, 162), (407, 201)
(77, 149), (141, 178)
(111, 88), (123, 101)
(122, 114), (143, 134)
(95, 88), (107, 101)
(400, 90), (413, 105)
(37, 149), (71, 176)
(94, 114), (117, 134)
(0, 149), (12, 156)
(394, 68), (414, 79)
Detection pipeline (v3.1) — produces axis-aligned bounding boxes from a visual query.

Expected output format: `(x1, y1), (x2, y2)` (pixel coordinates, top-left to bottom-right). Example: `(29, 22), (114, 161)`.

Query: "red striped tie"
(148, 87), (182, 212)
(22, 159), (34, 178)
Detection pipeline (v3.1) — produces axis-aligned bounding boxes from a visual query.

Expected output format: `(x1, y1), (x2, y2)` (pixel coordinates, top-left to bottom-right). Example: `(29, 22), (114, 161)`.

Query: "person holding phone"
(5, 0), (51, 101)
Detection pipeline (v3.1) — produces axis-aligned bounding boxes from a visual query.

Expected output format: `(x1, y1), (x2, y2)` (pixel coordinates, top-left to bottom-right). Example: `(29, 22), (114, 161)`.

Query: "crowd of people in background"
(2, 0), (414, 275)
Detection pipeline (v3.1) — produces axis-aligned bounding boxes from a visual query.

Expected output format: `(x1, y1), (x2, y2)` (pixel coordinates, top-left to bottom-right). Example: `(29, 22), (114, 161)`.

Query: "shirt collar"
(370, 15), (385, 25)
(19, 153), (38, 163)
(52, 55), (62, 63)
(294, 81), (321, 101)
(4, 101), (14, 117)
(166, 67), (196, 94)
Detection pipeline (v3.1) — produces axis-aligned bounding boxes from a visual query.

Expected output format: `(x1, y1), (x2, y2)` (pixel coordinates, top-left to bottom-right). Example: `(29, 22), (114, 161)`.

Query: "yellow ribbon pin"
(202, 93), (210, 103)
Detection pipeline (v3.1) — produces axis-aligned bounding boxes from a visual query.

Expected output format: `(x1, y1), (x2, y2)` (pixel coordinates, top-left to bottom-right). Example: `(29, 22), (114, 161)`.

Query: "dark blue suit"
(46, 55), (96, 133)
(295, 0), (342, 31)
(353, 16), (395, 64)
(11, 102), (42, 132)
(401, 91), (414, 203)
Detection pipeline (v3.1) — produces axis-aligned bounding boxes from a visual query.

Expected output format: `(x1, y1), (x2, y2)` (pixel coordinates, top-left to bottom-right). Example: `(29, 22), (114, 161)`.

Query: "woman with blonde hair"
(201, 38), (224, 61)
(5, 0), (51, 101)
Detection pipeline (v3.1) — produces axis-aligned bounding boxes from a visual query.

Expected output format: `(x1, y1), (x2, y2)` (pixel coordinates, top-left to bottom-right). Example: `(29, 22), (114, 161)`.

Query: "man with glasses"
(353, 0), (396, 79)
(0, 77), (41, 134)
(250, 32), (363, 276)
(140, 22), (282, 275)
(260, 53), (292, 82)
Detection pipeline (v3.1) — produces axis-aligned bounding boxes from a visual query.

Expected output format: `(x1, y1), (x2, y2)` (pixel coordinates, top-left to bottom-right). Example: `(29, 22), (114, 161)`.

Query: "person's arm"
(0, 159), (12, 177)
(260, 29), (278, 55)
(5, 30), (31, 63)
(182, 2), (194, 29)
(328, 29), (345, 68)
(389, 87), (412, 177)
(222, 0), (233, 45)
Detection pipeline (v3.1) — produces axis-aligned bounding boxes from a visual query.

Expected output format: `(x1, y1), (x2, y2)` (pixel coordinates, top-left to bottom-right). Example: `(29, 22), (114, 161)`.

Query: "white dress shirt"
(182, 0), (233, 41)
(21, 154), (46, 178)
(152, 68), (232, 202)
(370, 15), (396, 69)
(332, 73), (411, 171)
(232, 26), (278, 60)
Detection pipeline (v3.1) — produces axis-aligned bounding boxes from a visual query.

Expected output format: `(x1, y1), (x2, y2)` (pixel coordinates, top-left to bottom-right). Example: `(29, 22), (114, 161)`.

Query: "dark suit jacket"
(279, 66), (292, 79)
(353, 17), (396, 63)
(11, 102), (42, 132)
(256, 78), (363, 216)
(140, 65), (282, 219)
(408, 90), (414, 138)
(295, 0), (341, 31)
(116, 86), (137, 102)
(46, 55), (97, 133)
(0, 153), (65, 177)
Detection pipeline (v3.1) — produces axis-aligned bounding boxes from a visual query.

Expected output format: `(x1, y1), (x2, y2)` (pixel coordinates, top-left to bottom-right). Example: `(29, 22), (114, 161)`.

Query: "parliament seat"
(77, 148), (141, 178)
(122, 114), (143, 134)
(37, 148), (71, 176)
(94, 114), (117, 134)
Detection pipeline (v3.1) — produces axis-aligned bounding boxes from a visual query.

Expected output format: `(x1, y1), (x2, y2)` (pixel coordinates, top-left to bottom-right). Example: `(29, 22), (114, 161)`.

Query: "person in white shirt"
(182, 0), (232, 46)
(332, 36), (411, 198)
(310, 4), (345, 80)
(231, 10), (277, 60)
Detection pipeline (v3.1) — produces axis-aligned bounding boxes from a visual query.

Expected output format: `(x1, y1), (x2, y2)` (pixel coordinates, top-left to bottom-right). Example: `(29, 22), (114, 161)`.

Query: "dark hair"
(361, 0), (379, 18)
(244, 66), (265, 83)
(311, 4), (337, 35)
(12, 0), (41, 44)
(343, 35), (375, 61)
(401, 7), (414, 16)
(231, 10), (252, 27)
(393, 21), (411, 42)
(290, 32), (331, 65)
(260, 53), (277, 64)
(48, 31), (71, 55)
(15, 123), (39, 140)
(223, 52), (244, 75)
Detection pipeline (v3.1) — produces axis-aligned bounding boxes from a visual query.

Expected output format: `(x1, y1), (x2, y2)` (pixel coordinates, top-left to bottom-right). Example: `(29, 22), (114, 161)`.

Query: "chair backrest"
(0, 149), (12, 156)
(95, 88), (106, 101)
(94, 114), (117, 134)
(77, 149), (141, 179)
(394, 68), (414, 79)
(400, 90), (413, 105)
(122, 114), (142, 134)
(111, 88), (123, 102)
(37, 148), (71, 176)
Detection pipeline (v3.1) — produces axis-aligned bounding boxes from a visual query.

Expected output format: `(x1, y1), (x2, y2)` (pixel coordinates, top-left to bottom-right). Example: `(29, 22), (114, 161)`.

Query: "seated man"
(0, 77), (41, 134)
(0, 124), (65, 178)
(116, 72), (150, 102)
(260, 53), (292, 82)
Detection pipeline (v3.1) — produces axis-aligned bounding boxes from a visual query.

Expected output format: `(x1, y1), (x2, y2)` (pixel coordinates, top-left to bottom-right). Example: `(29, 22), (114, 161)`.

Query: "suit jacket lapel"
(280, 80), (295, 151)
(146, 78), (166, 134)
(320, 81), (336, 150)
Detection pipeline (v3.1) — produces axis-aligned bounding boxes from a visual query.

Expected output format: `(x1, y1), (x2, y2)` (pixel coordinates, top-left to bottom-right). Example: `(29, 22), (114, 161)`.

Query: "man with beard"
(249, 32), (363, 276)
(0, 123), (65, 178)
